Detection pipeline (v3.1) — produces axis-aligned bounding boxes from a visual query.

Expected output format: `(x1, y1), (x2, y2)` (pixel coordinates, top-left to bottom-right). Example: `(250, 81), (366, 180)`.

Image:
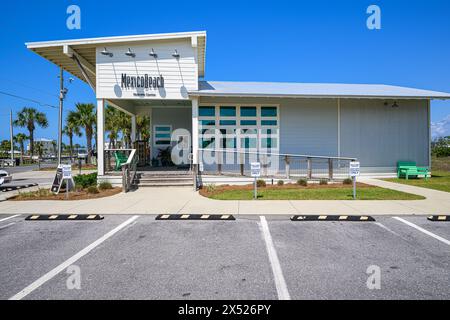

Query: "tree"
(105, 106), (121, 149)
(0, 140), (11, 158)
(71, 103), (96, 163)
(63, 111), (82, 160)
(14, 133), (28, 164)
(136, 116), (150, 141)
(34, 141), (44, 159)
(13, 107), (48, 156)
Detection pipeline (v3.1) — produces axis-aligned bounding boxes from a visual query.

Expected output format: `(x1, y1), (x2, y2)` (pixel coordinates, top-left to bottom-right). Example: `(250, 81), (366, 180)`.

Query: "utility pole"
(10, 109), (14, 162)
(58, 67), (65, 166)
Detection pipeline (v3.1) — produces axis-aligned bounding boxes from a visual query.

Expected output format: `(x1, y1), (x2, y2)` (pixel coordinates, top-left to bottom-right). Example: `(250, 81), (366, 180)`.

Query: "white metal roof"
(26, 31), (207, 84)
(191, 81), (450, 99)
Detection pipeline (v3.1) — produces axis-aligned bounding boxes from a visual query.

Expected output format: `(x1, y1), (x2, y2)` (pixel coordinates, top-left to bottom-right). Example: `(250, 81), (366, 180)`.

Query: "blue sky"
(1, 0), (449, 146)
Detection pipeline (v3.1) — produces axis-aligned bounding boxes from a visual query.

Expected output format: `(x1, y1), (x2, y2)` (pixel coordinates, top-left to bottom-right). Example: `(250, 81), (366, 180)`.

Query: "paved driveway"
(0, 214), (448, 300)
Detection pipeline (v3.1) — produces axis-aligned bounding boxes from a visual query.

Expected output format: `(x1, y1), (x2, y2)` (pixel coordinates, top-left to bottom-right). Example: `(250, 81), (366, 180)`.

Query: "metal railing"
(197, 148), (357, 180)
(104, 149), (137, 192)
(121, 149), (137, 193)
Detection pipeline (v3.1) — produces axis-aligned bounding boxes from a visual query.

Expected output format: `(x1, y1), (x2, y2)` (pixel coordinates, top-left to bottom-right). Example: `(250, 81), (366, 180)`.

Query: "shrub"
(256, 179), (266, 187)
(343, 178), (353, 185)
(319, 179), (328, 185)
(98, 182), (113, 190)
(297, 179), (308, 186)
(87, 186), (99, 194)
(277, 180), (284, 186)
(74, 173), (98, 189)
(206, 184), (217, 193)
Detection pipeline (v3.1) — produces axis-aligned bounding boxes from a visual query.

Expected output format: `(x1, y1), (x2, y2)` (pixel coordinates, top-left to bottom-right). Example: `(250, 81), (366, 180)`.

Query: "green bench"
(114, 151), (128, 171)
(397, 161), (429, 180)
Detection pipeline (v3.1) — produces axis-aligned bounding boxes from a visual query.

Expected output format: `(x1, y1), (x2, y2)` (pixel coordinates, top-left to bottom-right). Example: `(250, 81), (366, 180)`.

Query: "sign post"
(251, 162), (261, 200)
(349, 161), (360, 200)
(62, 164), (72, 200)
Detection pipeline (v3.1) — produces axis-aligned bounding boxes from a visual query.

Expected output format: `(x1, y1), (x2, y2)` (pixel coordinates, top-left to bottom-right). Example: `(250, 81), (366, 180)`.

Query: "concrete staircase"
(134, 171), (194, 187)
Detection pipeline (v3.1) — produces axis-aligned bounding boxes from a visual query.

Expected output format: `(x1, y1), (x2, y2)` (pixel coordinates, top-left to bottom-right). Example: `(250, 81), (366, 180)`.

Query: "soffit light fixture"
(149, 48), (157, 58)
(125, 48), (136, 58)
(172, 49), (180, 58)
(101, 47), (113, 57)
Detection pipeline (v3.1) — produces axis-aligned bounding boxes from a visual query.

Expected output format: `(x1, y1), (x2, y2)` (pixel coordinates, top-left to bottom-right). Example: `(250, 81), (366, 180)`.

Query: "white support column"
(97, 99), (105, 176)
(192, 97), (199, 164)
(131, 115), (137, 145)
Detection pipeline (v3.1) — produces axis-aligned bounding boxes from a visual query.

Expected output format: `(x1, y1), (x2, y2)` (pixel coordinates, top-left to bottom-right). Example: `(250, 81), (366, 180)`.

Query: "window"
(261, 120), (277, 126)
(261, 106), (277, 117)
(199, 106), (215, 117)
(220, 129), (236, 149)
(153, 125), (172, 146)
(220, 106), (236, 117)
(240, 120), (257, 126)
(240, 106), (257, 117)
(200, 119), (216, 126)
(219, 120), (236, 126)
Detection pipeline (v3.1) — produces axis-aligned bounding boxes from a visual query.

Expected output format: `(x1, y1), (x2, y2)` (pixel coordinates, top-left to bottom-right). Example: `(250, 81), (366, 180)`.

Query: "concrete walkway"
(1, 178), (449, 215)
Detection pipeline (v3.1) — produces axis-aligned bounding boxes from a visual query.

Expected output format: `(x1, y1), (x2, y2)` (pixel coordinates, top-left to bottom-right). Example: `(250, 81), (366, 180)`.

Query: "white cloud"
(431, 114), (450, 139)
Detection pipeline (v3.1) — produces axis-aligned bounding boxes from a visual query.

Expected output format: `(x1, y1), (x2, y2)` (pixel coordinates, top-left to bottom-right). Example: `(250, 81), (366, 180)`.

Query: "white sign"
(62, 165), (72, 179)
(251, 162), (261, 178)
(199, 162), (204, 172)
(349, 161), (360, 177)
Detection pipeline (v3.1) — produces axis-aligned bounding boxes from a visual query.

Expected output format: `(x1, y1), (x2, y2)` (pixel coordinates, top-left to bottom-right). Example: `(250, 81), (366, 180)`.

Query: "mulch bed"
(11, 187), (122, 201)
(199, 182), (372, 197)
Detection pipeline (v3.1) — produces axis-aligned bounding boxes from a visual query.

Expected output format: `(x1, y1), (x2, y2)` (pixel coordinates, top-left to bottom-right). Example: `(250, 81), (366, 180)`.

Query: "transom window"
(153, 125), (172, 146)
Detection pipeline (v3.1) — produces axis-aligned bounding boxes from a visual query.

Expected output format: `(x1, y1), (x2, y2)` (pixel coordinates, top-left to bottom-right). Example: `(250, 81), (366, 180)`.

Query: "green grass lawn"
(203, 186), (424, 200)
(384, 157), (450, 193)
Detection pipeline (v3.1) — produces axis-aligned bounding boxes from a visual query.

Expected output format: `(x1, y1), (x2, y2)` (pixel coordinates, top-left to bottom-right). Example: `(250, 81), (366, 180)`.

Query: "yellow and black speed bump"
(1, 183), (38, 192)
(25, 214), (104, 221)
(156, 214), (235, 221)
(290, 215), (375, 222)
(427, 215), (449, 222)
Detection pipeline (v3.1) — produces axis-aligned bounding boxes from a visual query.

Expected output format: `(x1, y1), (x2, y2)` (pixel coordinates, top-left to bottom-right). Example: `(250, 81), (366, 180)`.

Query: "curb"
(427, 215), (449, 222)
(156, 214), (235, 221)
(25, 214), (104, 221)
(290, 215), (375, 222)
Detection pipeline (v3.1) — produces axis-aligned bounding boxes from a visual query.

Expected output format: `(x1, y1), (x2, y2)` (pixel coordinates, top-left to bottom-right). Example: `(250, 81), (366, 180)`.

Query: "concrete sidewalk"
(1, 178), (449, 215)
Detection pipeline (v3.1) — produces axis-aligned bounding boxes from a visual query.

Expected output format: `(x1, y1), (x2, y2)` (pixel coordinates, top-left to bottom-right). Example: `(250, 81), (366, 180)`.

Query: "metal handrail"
(121, 149), (137, 193)
(197, 148), (357, 161)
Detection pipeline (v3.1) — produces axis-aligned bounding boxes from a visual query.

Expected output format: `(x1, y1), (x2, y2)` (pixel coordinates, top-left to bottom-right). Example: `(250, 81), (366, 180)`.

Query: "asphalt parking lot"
(0, 213), (448, 300)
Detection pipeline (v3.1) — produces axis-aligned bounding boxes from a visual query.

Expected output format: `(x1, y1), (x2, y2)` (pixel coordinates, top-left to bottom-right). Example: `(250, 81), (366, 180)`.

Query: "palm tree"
(71, 103), (96, 163)
(14, 133), (28, 164)
(13, 107), (48, 156)
(136, 116), (150, 141)
(105, 106), (121, 149)
(63, 111), (82, 160)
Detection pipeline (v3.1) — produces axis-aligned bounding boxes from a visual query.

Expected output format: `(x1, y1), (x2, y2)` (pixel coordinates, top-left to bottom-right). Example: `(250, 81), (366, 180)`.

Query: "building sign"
(121, 73), (164, 89)
(349, 161), (360, 177)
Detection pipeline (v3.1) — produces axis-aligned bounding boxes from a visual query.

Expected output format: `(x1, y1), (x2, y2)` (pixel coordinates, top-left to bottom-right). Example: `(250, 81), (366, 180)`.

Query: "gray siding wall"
(340, 99), (429, 168)
(198, 96), (430, 172)
(151, 107), (192, 159)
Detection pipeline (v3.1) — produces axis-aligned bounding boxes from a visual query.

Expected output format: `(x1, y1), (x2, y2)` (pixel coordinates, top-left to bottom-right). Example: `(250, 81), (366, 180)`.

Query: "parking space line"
(9, 215), (140, 300)
(393, 217), (450, 246)
(259, 216), (291, 300)
(0, 214), (20, 223)
(0, 222), (15, 230)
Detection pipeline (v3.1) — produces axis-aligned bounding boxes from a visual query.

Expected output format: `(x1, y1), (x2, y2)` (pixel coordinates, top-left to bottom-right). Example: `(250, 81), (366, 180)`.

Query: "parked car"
(0, 170), (12, 186)
(77, 148), (88, 159)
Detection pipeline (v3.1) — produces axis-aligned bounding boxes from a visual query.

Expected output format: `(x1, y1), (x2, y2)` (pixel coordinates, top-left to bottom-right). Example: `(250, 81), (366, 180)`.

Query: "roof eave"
(188, 92), (450, 100)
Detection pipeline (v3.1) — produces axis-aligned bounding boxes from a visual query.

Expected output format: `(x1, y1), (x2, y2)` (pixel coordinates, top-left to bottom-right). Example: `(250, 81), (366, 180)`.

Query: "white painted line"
(0, 214), (20, 223)
(9, 215), (140, 300)
(374, 222), (402, 237)
(259, 216), (291, 300)
(393, 217), (450, 246)
(0, 222), (15, 230)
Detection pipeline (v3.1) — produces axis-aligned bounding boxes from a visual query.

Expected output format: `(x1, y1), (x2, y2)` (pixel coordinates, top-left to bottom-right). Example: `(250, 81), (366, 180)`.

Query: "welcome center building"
(26, 31), (450, 184)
